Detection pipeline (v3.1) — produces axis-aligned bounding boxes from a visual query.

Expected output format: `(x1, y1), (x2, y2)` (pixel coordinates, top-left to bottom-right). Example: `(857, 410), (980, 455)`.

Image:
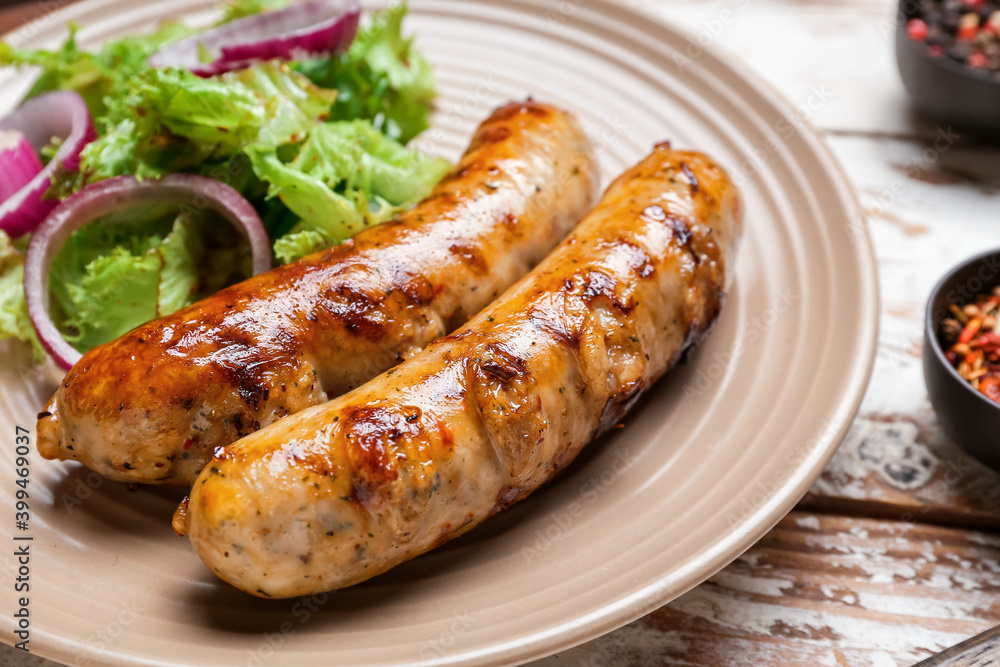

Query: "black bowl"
(924, 249), (1000, 471)
(895, 0), (1000, 139)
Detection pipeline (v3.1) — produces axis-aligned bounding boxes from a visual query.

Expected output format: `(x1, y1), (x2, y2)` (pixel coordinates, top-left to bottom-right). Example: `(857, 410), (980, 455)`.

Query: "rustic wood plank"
(0, 1), (74, 38)
(802, 414), (1000, 529)
(0, 4), (38, 36)
(915, 625), (1000, 667)
(796, 132), (1000, 527)
(539, 512), (1000, 666)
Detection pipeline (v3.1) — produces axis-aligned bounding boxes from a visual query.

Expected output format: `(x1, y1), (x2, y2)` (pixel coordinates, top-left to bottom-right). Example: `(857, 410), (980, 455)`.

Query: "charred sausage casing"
(36, 101), (598, 486)
(177, 144), (742, 598)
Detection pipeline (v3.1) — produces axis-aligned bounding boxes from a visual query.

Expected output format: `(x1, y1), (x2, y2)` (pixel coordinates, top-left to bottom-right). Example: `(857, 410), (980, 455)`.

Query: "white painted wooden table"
(3, 0), (1000, 664)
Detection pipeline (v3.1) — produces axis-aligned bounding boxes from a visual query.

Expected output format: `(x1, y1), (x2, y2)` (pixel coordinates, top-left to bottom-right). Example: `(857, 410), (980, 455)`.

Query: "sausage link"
(36, 100), (598, 485)
(178, 145), (742, 598)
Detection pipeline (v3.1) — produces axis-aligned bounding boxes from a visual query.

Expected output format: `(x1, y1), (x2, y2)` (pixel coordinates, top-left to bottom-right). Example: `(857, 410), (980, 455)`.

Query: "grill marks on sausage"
(470, 100), (554, 151)
(478, 343), (530, 383)
(579, 270), (635, 315)
(339, 405), (460, 507)
(474, 125), (512, 146)
(318, 283), (389, 342)
(529, 291), (584, 349)
(490, 101), (553, 122)
(448, 243), (489, 274)
(343, 406), (410, 503)
(680, 162), (699, 194)
(207, 328), (287, 411)
(641, 204), (701, 266)
(613, 239), (657, 279)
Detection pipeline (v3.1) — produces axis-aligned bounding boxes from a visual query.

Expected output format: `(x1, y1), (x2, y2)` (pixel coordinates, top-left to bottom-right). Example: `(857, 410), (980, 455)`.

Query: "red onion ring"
(24, 174), (272, 370)
(0, 91), (96, 239)
(149, 0), (361, 77)
(0, 130), (44, 203)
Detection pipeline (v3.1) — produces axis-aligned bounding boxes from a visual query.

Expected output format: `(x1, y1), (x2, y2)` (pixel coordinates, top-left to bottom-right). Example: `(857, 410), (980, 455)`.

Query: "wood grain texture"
(914, 624), (1000, 666)
(0, 1), (74, 37)
(540, 512), (1000, 666)
(0, 4), (35, 34)
(803, 413), (1000, 529)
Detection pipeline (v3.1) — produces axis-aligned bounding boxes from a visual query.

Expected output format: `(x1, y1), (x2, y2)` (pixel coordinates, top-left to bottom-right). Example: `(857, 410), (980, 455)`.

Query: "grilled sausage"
(175, 145), (742, 598)
(36, 100), (598, 486)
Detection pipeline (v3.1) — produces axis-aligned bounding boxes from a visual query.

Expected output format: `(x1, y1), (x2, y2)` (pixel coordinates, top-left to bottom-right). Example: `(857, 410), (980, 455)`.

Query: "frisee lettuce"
(0, 2), (447, 357)
(48, 208), (250, 353)
(294, 4), (435, 144)
(66, 61), (338, 186)
(218, 0), (290, 23)
(249, 120), (449, 262)
(0, 233), (43, 361)
(0, 22), (196, 119)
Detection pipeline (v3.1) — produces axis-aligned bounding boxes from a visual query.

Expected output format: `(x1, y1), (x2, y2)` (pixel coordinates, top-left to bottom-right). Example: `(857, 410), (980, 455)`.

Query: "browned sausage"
(177, 144), (742, 597)
(36, 100), (598, 485)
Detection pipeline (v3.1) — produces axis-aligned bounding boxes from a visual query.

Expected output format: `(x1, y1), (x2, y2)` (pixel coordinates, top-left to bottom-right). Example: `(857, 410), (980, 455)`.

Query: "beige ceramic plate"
(0, 0), (878, 664)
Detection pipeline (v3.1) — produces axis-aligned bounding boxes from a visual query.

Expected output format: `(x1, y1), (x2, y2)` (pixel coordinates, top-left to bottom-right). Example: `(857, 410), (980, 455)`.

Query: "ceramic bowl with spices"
(896, 0), (1000, 138)
(924, 248), (1000, 470)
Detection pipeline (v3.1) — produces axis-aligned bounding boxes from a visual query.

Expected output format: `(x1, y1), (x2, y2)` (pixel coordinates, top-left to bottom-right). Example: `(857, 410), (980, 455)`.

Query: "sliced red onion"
(149, 0), (361, 77)
(24, 174), (272, 370)
(0, 91), (96, 239)
(0, 130), (44, 203)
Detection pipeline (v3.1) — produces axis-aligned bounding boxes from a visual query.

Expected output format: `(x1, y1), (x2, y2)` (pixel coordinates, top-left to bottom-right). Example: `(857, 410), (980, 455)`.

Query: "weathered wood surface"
(542, 513), (1000, 666)
(802, 413), (1000, 530)
(914, 624), (1000, 666)
(4, 0), (1000, 665)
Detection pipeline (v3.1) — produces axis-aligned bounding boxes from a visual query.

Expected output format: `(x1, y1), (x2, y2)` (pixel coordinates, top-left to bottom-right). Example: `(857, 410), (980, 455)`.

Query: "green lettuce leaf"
(0, 1), (445, 360)
(48, 210), (249, 353)
(0, 22), (195, 119)
(272, 230), (331, 265)
(0, 232), (43, 361)
(295, 5), (436, 143)
(72, 61), (338, 185)
(218, 0), (290, 23)
(249, 119), (450, 263)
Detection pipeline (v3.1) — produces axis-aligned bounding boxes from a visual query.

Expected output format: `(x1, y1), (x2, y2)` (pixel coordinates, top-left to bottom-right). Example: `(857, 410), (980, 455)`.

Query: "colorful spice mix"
(940, 286), (1000, 404)
(905, 0), (1000, 79)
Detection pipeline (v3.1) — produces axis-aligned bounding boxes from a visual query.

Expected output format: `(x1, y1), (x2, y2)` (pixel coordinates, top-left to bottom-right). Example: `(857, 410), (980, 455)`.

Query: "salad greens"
(294, 4), (437, 144)
(0, 0), (448, 358)
(250, 120), (450, 263)
(0, 22), (197, 120)
(0, 232), (41, 360)
(48, 207), (250, 353)
(70, 62), (340, 185)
